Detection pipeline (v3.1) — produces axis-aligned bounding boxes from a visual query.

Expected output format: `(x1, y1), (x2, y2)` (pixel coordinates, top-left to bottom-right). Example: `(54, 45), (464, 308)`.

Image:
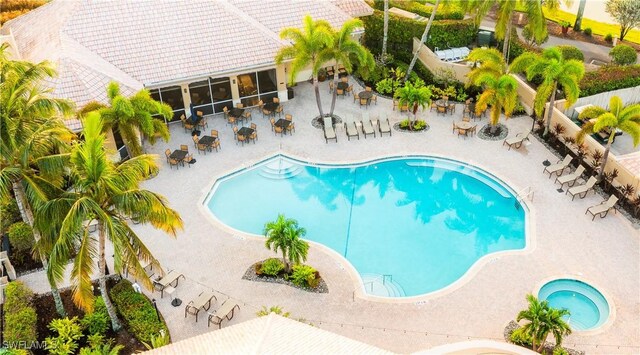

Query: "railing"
(382, 274), (393, 285)
(516, 186), (534, 203)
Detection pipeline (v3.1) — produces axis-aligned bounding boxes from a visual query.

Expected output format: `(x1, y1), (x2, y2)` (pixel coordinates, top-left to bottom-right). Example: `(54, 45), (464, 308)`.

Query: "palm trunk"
(382, 0), (389, 60)
(329, 63), (340, 116)
(405, 0), (440, 82)
(597, 132), (615, 182)
(543, 83), (558, 137)
(313, 76), (325, 118)
(282, 250), (289, 274)
(411, 103), (419, 130)
(12, 182), (66, 317)
(573, 0), (586, 31)
(502, 21), (512, 60)
(98, 222), (122, 332)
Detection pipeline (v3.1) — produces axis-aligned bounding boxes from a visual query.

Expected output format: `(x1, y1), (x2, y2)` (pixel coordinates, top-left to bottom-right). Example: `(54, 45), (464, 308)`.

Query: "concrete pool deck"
(19, 81), (639, 353)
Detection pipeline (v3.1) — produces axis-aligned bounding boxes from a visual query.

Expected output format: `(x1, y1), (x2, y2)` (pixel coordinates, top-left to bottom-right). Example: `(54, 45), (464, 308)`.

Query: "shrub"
(604, 33), (613, 43)
(583, 27), (592, 36)
(81, 297), (110, 335)
(260, 258), (284, 276)
(3, 281), (37, 347)
(110, 279), (169, 344)
(256, 305), (290, 317)
(509, 327), (532, 347)
(557, 45), (585, 62)
(553, 347), (570, 355)
(289, 264), (317, 287)
(7, 222), (34, 252)
(579, 64), (640, 96)
(45, 317), (84, 355)
(0, 197), (21, 234)
(376, 78), (395, 95)
(609, 44), (637, 65)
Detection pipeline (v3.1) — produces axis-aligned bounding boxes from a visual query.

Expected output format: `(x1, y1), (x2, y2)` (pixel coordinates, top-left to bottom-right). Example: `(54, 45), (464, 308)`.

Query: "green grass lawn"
(541, 7), (640, 45)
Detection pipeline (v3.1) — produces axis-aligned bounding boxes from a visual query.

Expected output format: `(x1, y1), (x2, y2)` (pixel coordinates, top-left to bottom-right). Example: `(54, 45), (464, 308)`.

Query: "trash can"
(287, 87), (295, 100)
(477, 30), (493, 47)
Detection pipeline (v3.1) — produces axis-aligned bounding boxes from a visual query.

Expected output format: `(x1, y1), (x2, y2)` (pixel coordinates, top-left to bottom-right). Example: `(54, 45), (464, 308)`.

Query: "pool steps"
(361, 273), (406, 297)
(259, 161), (302, 180)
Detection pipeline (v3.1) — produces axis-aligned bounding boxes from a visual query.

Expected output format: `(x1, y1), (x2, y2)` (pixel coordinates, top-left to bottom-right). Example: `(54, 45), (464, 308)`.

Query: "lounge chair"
(566, 176), (597, 200)
(361, 113), (375, 138)
(153, 270), (186, 297)
(208, 299), (240, 328)
(378, 114), (392, 136)
(544, 155), (573, 178)
(555, 165), (585, 188)
(323, 116), (337, 143)
(344, 115), (359, 141)
(503, 131), (531, 150)
(585, 195), (618, 220)
(185, 291), (218, 322)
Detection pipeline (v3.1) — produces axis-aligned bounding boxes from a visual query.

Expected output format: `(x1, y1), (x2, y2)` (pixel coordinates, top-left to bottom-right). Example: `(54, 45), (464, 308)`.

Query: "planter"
(561, 26), (569, 35)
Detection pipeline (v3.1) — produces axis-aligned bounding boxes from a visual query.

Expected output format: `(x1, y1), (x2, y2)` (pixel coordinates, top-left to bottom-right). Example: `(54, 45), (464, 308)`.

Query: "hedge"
(372, 0), (464, 20)
(7, 222), (34, 252)
(557, 45), (585, 62)
(110, 279), (168, 344)
(362, 9), (477, 63)
(579, 65), (640, 97)
(3, 281), (38, 347)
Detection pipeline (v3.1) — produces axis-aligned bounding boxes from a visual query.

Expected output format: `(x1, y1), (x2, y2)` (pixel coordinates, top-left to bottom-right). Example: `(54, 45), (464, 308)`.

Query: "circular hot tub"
(538, 279), (610, 331)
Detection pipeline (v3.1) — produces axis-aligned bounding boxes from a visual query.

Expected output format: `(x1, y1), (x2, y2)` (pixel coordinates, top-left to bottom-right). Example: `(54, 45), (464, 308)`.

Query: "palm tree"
(263, 214), (309, 273)
(275, 15), (334, 119)
(91, 82), (171, 158)
(577, 96), (640, 181)
(517, 294), (571, 352)
(322, 18), (375, 116)
(405, 0), (441, 81)
(466, 48), (507, 83)
(37, 112), (183, 331)
(573, 0), (587, 31)
(394, 82), (432, 130)
(0, 44), (74, 316)
(510, 47), (584, 137)
(472, 73), (519, 135)
(381, 0), (389, 62)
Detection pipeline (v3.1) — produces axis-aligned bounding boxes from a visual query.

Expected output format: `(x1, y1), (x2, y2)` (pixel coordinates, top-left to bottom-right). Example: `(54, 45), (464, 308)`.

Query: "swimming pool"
(206, 155), (527, 297)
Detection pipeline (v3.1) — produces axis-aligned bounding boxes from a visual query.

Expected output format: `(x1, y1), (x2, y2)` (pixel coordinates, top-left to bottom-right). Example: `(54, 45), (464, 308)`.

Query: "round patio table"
(337, 82), (349, 90)
(358, 91), (373, 100)
(455, 121), (473, 130)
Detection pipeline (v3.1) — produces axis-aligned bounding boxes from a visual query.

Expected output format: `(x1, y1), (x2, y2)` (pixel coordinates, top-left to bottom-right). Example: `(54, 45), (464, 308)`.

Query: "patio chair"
(370, 95), (377, 105)
(543, 155), (573, 177)
(168, 157), (181, 169)
(555, 165), (586, 188)
(400, 103), (409, 112)
(273, 97), (280, 104)
(393, 99), (398, 111)
(448, 103), (456, 114)
(344, 115), (359, 141)
(164, 149), (171, 163)
(184, 154), (194, 167)
(270, 118), (283, 136)
(361, 113), (376, 138)
(353, 92), (359, 103)
(341, 76), (348, 83)
(195, 139), (208, 154)
(180, 145), (189, 152)
(436, 105), (447, 116)
(462, 116), (470, 122)
(185, 291), (218, 322)
(208, 299), (240, 328)
(183, 119), (195, 133)
(567, 176), (597, 200)
(250, 123), (258, 142)
(360, 97), (369, 108)
(378, 115), (392, 136)
(346, 85), (353, 96)
(323, 116), (337, 143)
(503, 131), (531, 150)
(430, 102), (437, 112)
(236, 134), (247, 146)
(243, 111), (252, 121)
(179, 114), (186, 128)
(452, 122), (456, 134)
(585, 195), (618, 220)
(457, 128), (468, 139)
(287, 122), (295, 134)
(222, 106), (230, 119)
(232, 126), (238, 140)
(236, 103), (244, 109)
(274, 105), (283, 118)
(326, 66), (335, 77)
(336, 88), (345, 97)
(153, 270), (185, 297)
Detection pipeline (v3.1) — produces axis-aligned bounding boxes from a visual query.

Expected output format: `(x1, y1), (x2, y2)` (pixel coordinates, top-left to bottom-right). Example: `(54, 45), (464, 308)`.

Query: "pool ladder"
(516, 186), (534, 203)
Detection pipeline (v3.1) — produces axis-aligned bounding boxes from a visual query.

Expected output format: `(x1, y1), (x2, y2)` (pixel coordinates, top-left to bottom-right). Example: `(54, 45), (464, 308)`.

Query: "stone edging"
(477, 123), (509, 141)
(392, 122), (430, 133)
(242, 261), (329, 294)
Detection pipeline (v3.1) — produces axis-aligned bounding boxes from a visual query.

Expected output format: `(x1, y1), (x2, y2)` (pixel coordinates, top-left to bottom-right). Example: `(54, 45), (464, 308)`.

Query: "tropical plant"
(110, 279), (168, 343)
(289, 264), (317, 287)
(275, 15), (333, 118)
(577, 96), (640, 181)
(510, 47), (585, 137)
(36, 113), (183, 331)
(260, 258), (285, 276)
(466, 48), (507, 84)
(322, 18), (375, 116)
(90, 82), (171, 158)
(141, 331), (170, 350)
(3, 281), (38, 346)
(405, 0), (441, 81)
(394, 82), (432, 130)
(605, 0), (640, 41)
(7, 221), (34, 252)
(45, 317), (84, 355)
(79, 335), (124, 355)
(516, 294), (572, 352)
(0, 43), (74, 316)
(81, 296), (110, 336)
(263, 214), (309, 272)
(256, 305), (290, 317)
(609, 44), (638, 65)
(471, 73), (518, 134)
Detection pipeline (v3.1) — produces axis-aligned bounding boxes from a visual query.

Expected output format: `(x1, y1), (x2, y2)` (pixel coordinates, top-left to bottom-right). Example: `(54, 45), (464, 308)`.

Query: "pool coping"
(197, 150), (537, 304)
(533, 275), (617, 336)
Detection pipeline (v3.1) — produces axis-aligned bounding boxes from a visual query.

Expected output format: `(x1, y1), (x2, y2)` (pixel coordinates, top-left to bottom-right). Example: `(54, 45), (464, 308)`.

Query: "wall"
(413, 38), (470, 82)
(566, 85), (640, 118)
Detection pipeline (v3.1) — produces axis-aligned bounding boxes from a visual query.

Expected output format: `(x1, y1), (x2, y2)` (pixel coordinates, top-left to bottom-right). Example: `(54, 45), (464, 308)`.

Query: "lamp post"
(152, 299), (160, 321)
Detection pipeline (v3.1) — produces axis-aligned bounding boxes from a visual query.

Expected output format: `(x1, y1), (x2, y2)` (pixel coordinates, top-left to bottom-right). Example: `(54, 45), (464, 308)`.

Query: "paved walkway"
(19, 81), (640, 354)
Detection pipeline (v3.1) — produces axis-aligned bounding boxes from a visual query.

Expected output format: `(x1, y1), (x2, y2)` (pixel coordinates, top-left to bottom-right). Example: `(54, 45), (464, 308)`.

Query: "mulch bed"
(504, 320), (585, 355)
(392, 122), (430, 133)
(477, 123), (509, 141)
(312, 114), (343, 129)
(31, 279), (144, 355)
(242, 261), (328, 294)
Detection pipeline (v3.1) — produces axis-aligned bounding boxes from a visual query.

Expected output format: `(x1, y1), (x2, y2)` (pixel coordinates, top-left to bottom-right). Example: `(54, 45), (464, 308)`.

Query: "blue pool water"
(206, 155), (526, 297)
(538, 279), (610, 331)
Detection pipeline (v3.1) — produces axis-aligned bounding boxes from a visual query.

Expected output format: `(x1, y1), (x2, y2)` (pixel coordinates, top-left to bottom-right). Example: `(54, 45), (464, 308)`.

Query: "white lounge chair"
(503, 131), (531, 150)
(544, 155), (573, 178)
(185, 291), (218, 322)
(153, 270), (185, 297)
(378, 114), (392, 136)
(567, 176), (597, 200)
(344, 115), (359, 141)
(361, 113), (376, 138)
(555, 165), (585, 188)
(208, 299), (240, 328)
(585, 195), (618, 220)
(323, 116), (337, 143)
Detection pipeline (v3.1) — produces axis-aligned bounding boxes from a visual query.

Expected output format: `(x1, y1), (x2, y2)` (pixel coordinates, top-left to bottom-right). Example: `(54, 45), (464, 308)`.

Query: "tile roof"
(329, 0), (375, 17)
(148, 314), (392, 355)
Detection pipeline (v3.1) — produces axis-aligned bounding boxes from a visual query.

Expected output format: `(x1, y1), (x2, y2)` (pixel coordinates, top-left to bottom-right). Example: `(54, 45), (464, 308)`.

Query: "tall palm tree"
(263, 214), (308, 273)
(517, 294), (572, 352)
(472, 73), (519, 135)
(466, 48), (507, 83)
(91, 82), (172, 158)
(275, 15), (334, 119)
(322, 18), (375, 116)
(0, 44), (74, 316)
(577, 96), (640, 181)
(510, 47), (584, 137)
(405, 0), (441, 81)
(573, 0), (587, 31)
(37, 113), (183, 331)
(381, 0), (389, 62)
(394, 82), (432, 130)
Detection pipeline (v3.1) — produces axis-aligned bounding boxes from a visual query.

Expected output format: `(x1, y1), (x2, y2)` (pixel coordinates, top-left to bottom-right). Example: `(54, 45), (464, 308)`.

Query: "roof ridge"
(217, 0), (288, 46)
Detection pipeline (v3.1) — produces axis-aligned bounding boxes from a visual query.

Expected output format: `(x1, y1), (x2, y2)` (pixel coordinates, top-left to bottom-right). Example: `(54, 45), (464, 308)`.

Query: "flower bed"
(242, 259), (328, 294)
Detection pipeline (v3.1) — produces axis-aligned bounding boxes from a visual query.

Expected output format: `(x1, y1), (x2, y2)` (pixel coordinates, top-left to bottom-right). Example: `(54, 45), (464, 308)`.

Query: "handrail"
(382, 274), (393, 285)
(516, 186), (534, 202)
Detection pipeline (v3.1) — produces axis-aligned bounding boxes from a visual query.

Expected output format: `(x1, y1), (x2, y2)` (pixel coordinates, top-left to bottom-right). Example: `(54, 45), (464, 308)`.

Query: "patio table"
(358, 91), (373, 100)
(264, 102), (279, 113)
(198, 135), (216, 149)
(237, 127), (254, 137)
(274, 119), (291, 135)
(337, 82), (348, 91)
(170, 150), (188, 162)
(229, 108), (244, 118)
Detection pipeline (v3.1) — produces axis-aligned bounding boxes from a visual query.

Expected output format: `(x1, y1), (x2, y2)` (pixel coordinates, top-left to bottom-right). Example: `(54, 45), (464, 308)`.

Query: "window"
(257, 69), (277, 93)
(187, 77), (232, 116)
(238, 69), (278, 107)
(149, 86), (185, 123)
